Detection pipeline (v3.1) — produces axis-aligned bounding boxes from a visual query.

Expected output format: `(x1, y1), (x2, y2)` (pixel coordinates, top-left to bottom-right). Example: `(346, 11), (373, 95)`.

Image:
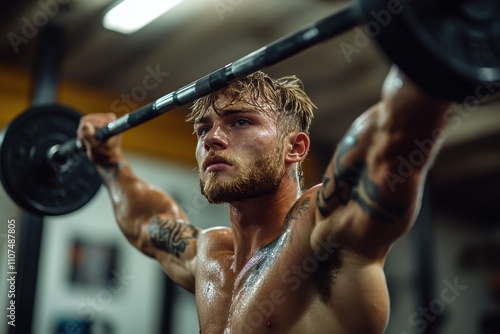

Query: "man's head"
(187, 71), (315, 203)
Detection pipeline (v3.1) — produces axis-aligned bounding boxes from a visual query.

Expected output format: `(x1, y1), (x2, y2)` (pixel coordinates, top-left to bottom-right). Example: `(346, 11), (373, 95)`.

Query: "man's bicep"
(141, 215), (200, 291)
(353, 164), (414, 225)
(314, 109), (420, 259)
(148, 216), (199, 258)
(347, 163), (419, 250)
(314, 163), (420, 260)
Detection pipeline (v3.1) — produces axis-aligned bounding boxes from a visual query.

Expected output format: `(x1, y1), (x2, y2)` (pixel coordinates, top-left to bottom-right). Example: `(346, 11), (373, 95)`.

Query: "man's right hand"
(77, 113), (124, 167)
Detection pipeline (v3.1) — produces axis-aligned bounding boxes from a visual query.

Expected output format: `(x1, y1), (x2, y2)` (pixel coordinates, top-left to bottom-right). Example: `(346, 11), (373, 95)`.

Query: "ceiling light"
(103, 0), (185, 34)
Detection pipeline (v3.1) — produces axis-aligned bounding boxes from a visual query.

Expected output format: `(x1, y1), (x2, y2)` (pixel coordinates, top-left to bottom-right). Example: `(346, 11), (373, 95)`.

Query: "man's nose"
(203, 125), (228, 151)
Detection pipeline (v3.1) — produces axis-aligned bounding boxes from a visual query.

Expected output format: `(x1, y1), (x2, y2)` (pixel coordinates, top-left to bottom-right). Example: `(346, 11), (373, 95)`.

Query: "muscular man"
(78, 67), (452, 333)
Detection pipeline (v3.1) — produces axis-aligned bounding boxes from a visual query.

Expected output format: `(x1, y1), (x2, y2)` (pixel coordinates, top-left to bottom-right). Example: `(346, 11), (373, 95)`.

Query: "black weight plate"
(0, 104), (102, 216)
(358, 0), (500, 102)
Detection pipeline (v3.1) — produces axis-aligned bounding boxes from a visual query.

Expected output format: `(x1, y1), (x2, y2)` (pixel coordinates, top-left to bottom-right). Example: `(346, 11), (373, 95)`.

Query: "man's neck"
(228, 176), (301, 272)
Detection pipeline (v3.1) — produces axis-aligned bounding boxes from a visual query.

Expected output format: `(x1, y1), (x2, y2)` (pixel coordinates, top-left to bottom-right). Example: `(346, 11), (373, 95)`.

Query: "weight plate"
(358, 0), (500, 102)
(0, 104), (102, 216)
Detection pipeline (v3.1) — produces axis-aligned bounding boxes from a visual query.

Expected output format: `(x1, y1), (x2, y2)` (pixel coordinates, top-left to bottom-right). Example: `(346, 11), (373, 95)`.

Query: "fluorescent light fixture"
(103, 0), (185, 34)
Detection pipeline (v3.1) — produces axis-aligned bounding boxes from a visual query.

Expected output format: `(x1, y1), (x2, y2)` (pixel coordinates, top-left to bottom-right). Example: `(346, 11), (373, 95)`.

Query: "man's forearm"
(98, 160), (177, 245)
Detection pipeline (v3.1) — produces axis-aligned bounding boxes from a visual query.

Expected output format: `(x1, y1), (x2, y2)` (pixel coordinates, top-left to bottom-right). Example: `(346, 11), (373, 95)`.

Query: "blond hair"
(187, 71), (315, 136)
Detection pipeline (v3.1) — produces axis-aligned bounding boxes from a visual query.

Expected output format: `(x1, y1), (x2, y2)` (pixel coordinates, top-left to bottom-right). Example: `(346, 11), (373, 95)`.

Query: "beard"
(199, 146), (285, 204)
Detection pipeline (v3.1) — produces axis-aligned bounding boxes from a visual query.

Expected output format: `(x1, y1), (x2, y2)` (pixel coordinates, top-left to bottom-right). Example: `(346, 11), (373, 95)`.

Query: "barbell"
(1, 0), (499, 216)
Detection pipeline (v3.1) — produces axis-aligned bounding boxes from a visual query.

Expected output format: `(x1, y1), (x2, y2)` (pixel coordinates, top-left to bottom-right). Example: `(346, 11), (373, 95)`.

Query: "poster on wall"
(68, 237), (118, 287)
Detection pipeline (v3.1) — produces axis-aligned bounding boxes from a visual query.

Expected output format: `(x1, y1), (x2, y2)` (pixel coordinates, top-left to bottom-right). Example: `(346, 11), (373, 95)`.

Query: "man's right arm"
(78, 113), (199, 292)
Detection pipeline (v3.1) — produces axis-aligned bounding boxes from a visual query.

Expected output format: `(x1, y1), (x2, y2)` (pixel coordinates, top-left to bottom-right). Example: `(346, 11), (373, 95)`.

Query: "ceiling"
(0, 0), (499, 226)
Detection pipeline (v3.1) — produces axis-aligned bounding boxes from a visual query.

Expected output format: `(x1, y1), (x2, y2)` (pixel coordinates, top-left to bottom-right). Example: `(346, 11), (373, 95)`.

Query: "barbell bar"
(51, 4), (361, 163)
(1, 0), (499, 215)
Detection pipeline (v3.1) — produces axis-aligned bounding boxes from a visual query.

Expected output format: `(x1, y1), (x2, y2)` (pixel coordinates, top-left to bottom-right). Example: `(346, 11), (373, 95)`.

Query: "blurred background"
(0, 0), (499, 333)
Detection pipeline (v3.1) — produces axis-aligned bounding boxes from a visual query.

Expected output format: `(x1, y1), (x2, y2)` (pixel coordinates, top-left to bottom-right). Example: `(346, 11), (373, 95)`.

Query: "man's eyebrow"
(195, 116), (210, 126)
(195, 109), (258, 125)
(221, 108), (257, 117)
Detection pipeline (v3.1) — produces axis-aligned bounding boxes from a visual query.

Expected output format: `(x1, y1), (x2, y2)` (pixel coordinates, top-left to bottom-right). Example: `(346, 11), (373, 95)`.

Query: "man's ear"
(285, 132), (310, 163)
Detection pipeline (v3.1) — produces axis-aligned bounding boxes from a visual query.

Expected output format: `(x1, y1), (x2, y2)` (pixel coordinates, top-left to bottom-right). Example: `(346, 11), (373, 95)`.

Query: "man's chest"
(195, 261), (306, 333)
(194, 239), (338, 333)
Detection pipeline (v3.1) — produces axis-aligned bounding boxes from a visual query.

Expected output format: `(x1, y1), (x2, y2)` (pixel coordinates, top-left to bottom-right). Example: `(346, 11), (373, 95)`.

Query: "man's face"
(195, 95), (286, 204)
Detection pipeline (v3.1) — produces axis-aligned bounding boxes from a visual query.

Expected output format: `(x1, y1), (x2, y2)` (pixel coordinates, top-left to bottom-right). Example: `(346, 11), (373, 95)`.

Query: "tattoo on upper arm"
(317, 133), (363, 216)
(350, 169), (410, 223)
(148, 217), (199, 258)
(317, 132), (410, 222)
(360, 169), (410, 216)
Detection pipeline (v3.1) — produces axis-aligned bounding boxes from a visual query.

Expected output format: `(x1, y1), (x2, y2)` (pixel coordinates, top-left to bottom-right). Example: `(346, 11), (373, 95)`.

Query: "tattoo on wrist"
(148, 217), (199, 258)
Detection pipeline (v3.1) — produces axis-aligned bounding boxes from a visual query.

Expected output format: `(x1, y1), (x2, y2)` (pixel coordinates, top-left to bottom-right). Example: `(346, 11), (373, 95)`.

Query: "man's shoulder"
(303, 184), (322, 197)
(282, 185), (322, 229)
(289, 184), (322, 215)
(198, 226), (234, 254)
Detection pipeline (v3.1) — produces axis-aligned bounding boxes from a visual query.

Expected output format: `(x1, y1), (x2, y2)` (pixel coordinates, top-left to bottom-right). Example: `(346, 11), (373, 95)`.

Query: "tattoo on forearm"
(100, 162), (122, 184)
(148, 217), (198, 258)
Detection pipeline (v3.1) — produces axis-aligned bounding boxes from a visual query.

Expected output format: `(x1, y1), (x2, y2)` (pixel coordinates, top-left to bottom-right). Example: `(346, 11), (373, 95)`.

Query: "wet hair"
(187, 71), (316, 136)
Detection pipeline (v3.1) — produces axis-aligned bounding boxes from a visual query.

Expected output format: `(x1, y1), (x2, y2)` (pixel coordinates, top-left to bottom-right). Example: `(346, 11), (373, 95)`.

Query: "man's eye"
(198, 128), (210, 137)
(234, 119), (249, 127)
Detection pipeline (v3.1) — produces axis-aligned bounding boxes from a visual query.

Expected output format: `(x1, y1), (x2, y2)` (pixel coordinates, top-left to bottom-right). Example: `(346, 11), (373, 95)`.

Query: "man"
(78, 67), (452, 333)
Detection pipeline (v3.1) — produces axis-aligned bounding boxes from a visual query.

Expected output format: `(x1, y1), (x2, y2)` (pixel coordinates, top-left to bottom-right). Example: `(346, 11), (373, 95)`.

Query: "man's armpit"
(148, 217), (199, 258)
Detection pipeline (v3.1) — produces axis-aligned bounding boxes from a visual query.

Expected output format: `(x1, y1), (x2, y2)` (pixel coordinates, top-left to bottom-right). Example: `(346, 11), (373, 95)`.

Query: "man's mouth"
(203, 155), (232, 172)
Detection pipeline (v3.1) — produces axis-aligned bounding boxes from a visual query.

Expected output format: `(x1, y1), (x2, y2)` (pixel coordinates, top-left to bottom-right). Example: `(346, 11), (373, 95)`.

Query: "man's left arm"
(312, 67), (453, 261)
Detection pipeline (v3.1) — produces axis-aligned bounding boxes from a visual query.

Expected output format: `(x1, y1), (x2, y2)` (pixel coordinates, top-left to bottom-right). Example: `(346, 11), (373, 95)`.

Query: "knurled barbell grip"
(48, 101), (159, 163)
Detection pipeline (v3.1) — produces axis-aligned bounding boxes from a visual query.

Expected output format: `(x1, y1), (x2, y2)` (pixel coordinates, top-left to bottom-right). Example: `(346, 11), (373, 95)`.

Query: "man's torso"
(194, 188), (390, 334)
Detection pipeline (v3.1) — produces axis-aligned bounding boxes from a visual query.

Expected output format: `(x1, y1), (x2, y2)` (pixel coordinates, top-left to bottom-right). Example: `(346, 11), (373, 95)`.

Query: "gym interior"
(0, 0), (499, 333)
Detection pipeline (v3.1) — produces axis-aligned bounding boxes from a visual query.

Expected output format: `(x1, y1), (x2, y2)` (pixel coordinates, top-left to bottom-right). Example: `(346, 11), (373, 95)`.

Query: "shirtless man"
(78, 67), (452, 333)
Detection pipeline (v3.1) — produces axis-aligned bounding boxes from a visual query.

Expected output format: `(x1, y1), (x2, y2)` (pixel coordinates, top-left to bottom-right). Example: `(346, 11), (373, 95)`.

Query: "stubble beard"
(199, 147), (285, 204)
